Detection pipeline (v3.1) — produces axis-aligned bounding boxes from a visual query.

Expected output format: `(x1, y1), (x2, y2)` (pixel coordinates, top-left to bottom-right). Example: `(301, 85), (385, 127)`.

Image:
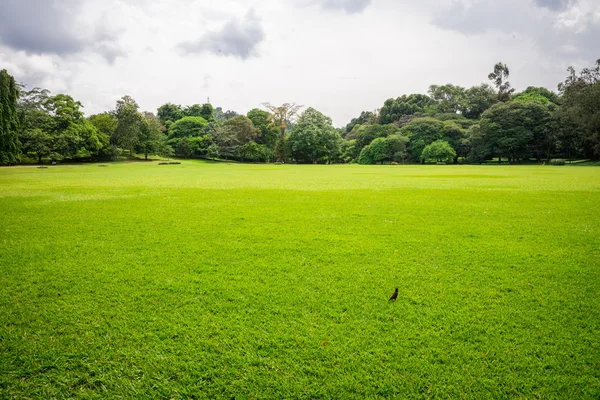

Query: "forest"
(1, 60), (599, 166)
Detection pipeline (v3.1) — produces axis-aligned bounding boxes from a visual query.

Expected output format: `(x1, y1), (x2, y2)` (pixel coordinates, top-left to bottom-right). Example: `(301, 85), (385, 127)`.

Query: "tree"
(340, 139), (359, 163)
(137, 112), (164, 160)
(0, 69), (21, 165)
(387, 134), (409, 164)
(354, 124), (400, 150)
(168, 116), (209, 139)
(358, 137), (389, 164)
(237, 141), (262, 162)
(157, 103), (183, 127)
(344, 110), (379, 134)
(421, 140), (457, 163)
(175, 137), (195, 158)
(557, 59), (600, 159)
(214, 116), (258, 160)
(463, 84), (498, 119)
(20, 128), (51, 164)
(184, 103), (214, 122)
(399, 117), (445, 162)
(113, 96), (143, 159)
(380, 94), (435, 124)
(44, 94), (103, 160)
(88, 113), (116, 158)
(247, 108), (278, 148)
(488, 62), (515, 102)
(288, 107), (341, 163)
(428, 84), (467, 114)
(262, 102), (303, 162)
(480, 100), (552, 163)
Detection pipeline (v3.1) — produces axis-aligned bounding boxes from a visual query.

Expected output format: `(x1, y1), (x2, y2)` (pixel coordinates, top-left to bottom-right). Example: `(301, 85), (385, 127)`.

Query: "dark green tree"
(113, 95), (143, 159)
(0, 69), (21, 164)
(288, 107), (341, 164)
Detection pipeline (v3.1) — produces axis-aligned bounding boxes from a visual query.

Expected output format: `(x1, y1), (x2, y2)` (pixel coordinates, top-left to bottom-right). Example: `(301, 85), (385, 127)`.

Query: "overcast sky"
(1, 0), (599, 126)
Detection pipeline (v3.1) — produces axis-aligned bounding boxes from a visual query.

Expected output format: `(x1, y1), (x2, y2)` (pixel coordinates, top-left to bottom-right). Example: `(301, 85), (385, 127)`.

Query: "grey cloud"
(298, 0), (372, 14)
(534, 0), (573, 11)
(178, 10), (265, 59)
(0, 0), (124, 63)
(432, 0), (600, 59)
(320, 0), (372, 13)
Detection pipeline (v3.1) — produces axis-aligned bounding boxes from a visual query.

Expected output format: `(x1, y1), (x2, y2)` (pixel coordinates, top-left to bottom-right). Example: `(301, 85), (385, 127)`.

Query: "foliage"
(463, 84), (498, 119)
(480, 100), (552, 163)
(0, 69), (21, 165)
(344, 110), (379, 134)
(380, 94), (435, 124)
(421, 140), (457, 162)
(353, 124), (400, 150)
(168, 116), (209, 139)
(400, 117), (445, 161)
(488, 62), (515, 102)
(214, 116), (258, 159)
(288, 107), (342, 163)
(113, 95), (143, 159)
(184, 103), (214, 122)
(247, 108), (278, 149)
(428, 84), (467, 114)
(137, 112), (164, 160)
(157, 103), (184, 127)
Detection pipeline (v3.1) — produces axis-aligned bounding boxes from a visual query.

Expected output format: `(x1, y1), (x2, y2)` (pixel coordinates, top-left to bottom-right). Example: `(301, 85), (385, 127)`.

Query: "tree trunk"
(145, 152), (148, 160)
(38, 154), (42, 164)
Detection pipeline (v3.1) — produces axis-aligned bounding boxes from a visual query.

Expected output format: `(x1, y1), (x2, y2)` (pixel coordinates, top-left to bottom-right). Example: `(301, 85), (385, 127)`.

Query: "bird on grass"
(389, 288), (398, 302)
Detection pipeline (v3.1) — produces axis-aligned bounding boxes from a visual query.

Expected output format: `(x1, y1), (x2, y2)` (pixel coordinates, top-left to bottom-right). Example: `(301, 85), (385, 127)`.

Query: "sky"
(1, 0), (599, 126)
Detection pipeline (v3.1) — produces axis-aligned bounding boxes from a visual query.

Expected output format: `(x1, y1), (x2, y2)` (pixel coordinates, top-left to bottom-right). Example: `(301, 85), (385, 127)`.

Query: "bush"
(158, 162), (169, 165)
(37, 166), (48, 169)
(550, 159), (566, 166)
(168, 162), (181, 165)
(436, 162), (446, 165)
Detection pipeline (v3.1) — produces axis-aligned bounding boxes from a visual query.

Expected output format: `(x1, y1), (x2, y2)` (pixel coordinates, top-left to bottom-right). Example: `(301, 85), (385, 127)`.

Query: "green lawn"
(1, 162), (599, 399)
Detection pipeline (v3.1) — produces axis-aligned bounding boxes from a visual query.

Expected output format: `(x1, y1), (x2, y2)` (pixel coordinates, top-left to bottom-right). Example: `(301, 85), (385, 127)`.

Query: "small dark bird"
(389, 288), (398, 302)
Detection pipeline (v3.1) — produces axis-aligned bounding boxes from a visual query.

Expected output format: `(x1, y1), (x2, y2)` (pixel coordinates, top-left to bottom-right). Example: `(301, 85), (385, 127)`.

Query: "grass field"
(1, 162), (599, 399)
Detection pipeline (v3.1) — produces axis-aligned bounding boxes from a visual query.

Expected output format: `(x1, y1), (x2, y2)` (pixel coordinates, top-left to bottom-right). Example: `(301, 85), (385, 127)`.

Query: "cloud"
(534, 0), (573, 11)
(320, 0), (372, 13)
(297, 0), (372, 14)
(178, 10), (265, 59)
(0, 0), (125, 64)
(432, 0), (600, 58)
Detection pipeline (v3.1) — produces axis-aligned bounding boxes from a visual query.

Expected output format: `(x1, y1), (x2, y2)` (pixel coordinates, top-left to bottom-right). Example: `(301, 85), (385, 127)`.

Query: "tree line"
(0, 60), (599, 166)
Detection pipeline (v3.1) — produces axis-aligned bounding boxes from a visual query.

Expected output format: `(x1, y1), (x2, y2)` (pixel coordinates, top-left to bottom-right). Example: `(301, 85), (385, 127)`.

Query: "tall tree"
(463, 84), (498, 119)
(428, 84), (467, 114)
(157, 103), (184, 127)
(262, 102), (303, 162)
(113, 95), (143, 159)
(557, 59), (600, 159)
(214, 116), (258, 160)
(488, 62), (515, 102)
(0, 69), (21, 165)
(380, 94), (435, 124)
(399, 117), (445, 162)
(137, 112), (164, 160)
(288, 107), (341, 164)
(247, 108), (278, 149)
(480, 100), (552, 163)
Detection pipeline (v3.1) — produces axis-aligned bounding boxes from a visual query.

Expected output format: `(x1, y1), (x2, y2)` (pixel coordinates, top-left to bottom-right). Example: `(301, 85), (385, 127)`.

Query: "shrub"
(550, 159), (566, 166)
(436, 162), (446, 165)
(37, 166), (48, 169)
(158, 162), (169, 165)
(168, 162), (181, 165)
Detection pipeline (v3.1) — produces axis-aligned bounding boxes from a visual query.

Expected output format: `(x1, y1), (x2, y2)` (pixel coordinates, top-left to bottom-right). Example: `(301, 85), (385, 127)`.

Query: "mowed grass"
(1, 162), (599, 399)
